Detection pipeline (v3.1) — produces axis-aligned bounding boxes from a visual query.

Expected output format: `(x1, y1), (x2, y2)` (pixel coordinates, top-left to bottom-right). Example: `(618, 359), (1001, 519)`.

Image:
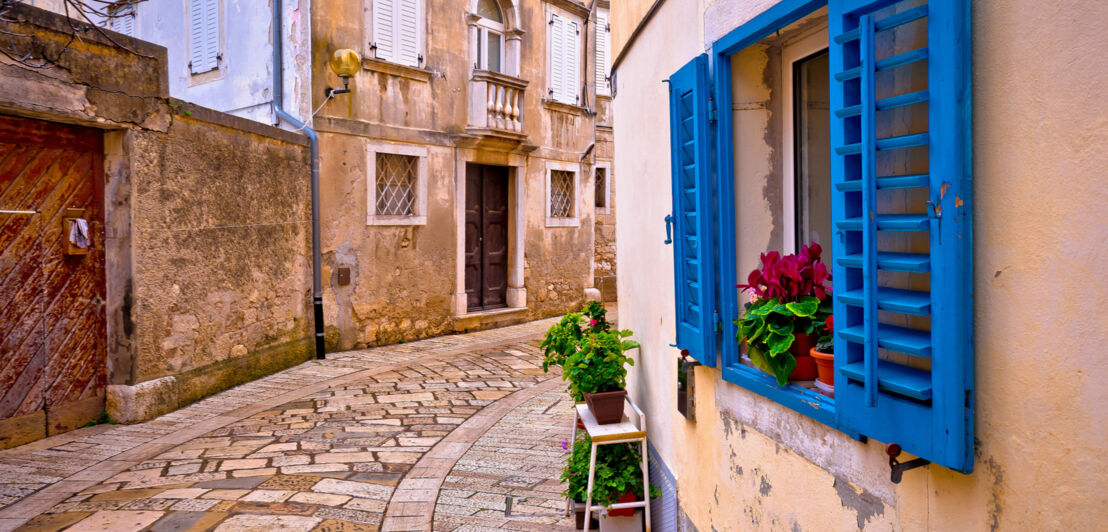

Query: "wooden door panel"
(481, 166), (508, 309)
(464, 164), (483, 311)
(0, 114), (105, 434)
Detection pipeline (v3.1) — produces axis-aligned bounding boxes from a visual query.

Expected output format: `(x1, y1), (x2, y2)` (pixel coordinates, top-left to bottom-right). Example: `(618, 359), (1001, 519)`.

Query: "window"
(549, 13), (580, 104)
(546, 164), (579, 227)
(595, 8), (611, 96)
(188, 0), (220, 74)
(107, 2), (135, 37)
(366, 143), (428, 225)
(372, 0), (422, 68)
(474, 0), (504, 72)
(595, 166), (609, 214)
(668, 0), (974, 473)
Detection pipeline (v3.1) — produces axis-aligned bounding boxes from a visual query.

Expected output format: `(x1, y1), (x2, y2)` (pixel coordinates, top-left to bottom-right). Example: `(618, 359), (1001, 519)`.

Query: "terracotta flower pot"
(810, 347), (834, 386)
(787, 333), (818, 381)
(607, 492), (637, 517)
(585, 389), (627, 424)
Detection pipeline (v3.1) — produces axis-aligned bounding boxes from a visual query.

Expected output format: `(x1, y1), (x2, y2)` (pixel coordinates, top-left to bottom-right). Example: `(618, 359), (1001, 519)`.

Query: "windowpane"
(550, 170), (574, 218)
(376, 153), (417, 216)
(794, 50), (832, 256)
(487, 32), (502, 73)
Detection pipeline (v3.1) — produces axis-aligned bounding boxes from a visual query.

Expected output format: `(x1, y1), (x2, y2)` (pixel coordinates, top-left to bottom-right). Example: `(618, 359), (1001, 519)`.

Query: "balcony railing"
(468, 70), (528, 136)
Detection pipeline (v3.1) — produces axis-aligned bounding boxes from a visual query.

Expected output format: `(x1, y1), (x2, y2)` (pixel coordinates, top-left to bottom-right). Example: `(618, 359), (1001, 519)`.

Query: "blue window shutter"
(667, 54), (717, 368)
(829, 0), (973, 473)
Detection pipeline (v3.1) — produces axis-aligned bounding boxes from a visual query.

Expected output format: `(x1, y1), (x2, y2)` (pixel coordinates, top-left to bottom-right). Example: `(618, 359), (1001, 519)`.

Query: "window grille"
(595, 168), (607, 209)
(550, 170), (574, 218)
(376, 153), (417, 216)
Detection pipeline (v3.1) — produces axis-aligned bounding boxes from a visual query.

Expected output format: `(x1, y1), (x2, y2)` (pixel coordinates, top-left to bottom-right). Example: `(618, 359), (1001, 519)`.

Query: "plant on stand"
(735, 243), (832, 386)
(563, 329), (639, 423)
(561, 436), (659, 531)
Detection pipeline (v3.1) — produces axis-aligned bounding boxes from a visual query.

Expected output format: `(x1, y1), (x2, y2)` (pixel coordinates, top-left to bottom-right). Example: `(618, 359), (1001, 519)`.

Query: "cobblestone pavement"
(0, 318), (578, 532)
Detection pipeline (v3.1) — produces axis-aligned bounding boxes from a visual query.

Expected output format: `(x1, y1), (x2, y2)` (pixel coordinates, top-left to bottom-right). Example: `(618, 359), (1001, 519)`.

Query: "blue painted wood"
(713, 45), (740, 371)
(712, 0), (828, 56)
(830, 0), (974, 474)
(859, 13), (879, 408)
(837, 213), (929, 231)
(835, 173), (929, 191)
(833, 4), (928, 44)
(721, 365), (837, 427)
(839, 323), (931, 357)
(840, 360), (932, 400)
(835, 132), (929, 155)
(838, 286), (931, 316)
(838, 251), (930, 272)
(667, 54), (717, 368)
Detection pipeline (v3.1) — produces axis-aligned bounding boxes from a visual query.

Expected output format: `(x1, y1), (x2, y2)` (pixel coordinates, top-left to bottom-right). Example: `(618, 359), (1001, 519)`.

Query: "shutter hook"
(886, 443), (929, 483)
(664, 214), (674, 244)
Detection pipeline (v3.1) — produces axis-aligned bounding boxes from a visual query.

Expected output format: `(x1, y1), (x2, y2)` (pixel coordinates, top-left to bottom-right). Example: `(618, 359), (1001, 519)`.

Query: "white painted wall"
(116, 0), (312, 124)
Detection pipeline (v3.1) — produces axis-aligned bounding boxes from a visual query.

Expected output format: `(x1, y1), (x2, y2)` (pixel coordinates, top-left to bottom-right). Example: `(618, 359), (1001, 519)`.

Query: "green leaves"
(785, 296), (820, 317)
(736, 295), (828, 385)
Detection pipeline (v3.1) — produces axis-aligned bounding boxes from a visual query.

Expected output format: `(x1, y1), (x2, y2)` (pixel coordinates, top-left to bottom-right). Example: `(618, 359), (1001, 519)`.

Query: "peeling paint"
(832, 475), (885, 530)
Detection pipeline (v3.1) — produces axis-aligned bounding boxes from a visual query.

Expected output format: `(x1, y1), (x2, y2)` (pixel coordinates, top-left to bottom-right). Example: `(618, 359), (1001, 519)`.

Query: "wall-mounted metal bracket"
(887, 443), (929, 483)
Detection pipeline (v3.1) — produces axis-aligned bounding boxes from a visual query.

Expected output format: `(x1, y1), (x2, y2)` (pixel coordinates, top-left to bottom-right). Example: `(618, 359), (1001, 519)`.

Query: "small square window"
(595, 167), (608, 211)
(550, 170), (575, 218)
(376, 153), (417, 216)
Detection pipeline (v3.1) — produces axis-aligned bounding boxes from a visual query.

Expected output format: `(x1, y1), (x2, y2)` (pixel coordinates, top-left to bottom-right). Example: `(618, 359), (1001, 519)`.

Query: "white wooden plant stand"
(568, 397), (652, 532)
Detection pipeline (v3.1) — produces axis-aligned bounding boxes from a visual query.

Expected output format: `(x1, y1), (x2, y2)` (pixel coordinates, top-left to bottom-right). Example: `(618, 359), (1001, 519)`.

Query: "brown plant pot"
(787, 333), (818, 381)
(810, 347), (835, 386)
(607, 492), (637, 517)
(584, 389), (627, 424)
(574, 501), (599, 530)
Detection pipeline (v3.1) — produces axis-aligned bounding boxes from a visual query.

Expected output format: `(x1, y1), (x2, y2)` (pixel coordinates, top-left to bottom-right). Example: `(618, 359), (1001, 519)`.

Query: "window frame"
(545, 161), (580, 227)
(475, 17), (506, 73)
(365, 141), (429, 226)
(710, 0), (855, 433)
(781, 27), (830, 255)
(594, 163), (611, 215)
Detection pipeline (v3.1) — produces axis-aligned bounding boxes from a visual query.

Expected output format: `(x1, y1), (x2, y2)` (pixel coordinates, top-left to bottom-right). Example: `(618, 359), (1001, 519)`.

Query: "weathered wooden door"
(0, 114), (106, 448)
(464, 164), (508, 311)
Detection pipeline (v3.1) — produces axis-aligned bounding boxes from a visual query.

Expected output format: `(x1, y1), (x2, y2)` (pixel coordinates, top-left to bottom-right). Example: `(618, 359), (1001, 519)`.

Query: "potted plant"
(588, 443), (660, 531)
(563, 329), (639, 424)
(735, 243), (832, 386)
(810, 314), (834, 396)
(540, 302), (614, 373)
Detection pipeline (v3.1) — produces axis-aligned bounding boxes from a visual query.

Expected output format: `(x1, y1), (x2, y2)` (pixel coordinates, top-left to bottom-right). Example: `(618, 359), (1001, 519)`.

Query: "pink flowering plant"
(735, 243), (832, 385)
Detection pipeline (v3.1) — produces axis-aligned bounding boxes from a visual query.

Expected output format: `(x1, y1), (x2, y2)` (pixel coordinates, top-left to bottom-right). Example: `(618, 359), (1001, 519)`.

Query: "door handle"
(664, 214), (674, 244)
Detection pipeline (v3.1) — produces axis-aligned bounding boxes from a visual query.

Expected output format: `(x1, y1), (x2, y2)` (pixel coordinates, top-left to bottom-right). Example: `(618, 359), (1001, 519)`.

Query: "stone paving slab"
(0, 317), (579, 532)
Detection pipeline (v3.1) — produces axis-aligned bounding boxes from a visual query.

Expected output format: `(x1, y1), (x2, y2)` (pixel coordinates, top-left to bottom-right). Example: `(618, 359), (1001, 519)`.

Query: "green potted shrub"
(735, 243), (832, 385)
(562, 436), (598, 530)
(589, 443), (659, 531)
(562, 329), (639, 424)
(540, 302), (613, 373)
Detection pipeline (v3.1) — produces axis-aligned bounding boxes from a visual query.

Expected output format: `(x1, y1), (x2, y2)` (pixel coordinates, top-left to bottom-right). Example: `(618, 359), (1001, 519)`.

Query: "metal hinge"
(713, 310), (722, 334)
(709, 95), (717, 124)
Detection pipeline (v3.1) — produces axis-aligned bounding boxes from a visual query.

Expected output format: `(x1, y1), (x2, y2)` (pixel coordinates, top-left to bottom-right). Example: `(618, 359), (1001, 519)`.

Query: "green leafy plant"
(815, 314), (834, 353)
(562, 329), (638, 401)
(540, 312), (585, 372)
(561, 436), (659, 507)
(561, 435), (592, 502)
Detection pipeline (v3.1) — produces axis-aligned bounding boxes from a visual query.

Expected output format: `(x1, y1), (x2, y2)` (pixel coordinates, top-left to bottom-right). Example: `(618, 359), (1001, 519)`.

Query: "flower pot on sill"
(584, 389), (627, 424)
(810, 347), (835, 386)
(787, 333), (818, 381)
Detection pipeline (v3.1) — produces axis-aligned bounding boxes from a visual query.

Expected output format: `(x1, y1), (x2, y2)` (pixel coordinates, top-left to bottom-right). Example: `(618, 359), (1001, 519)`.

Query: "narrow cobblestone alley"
(0, 318), (577, 532)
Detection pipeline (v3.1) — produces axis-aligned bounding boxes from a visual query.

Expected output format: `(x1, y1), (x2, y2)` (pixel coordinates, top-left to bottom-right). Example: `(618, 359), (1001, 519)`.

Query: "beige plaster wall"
(310, 0), (602, 348)
(613, 0), (1108, 530)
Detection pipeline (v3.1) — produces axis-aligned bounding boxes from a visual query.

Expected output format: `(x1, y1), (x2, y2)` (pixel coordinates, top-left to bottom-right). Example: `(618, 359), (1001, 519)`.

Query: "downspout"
(273, 1), (325, 359)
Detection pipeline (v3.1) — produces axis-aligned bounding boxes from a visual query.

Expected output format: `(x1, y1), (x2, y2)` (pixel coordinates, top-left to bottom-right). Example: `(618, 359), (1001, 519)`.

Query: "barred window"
(550, 170), (575, 218)
(595, 167), (608, 210)
(375, 153), (417, 216)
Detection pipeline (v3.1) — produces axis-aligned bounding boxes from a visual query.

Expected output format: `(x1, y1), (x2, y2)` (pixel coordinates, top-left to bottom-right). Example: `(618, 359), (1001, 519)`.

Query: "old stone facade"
(311, 0), (617, 349)
(0, 4), (314, 445)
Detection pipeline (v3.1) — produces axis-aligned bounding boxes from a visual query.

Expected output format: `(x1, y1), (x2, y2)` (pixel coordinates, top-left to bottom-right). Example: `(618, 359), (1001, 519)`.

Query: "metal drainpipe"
(273, 1), (325, 359)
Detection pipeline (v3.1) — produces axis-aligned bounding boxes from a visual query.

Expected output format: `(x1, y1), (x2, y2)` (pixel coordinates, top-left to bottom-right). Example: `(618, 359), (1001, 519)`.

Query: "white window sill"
(367, 215), (427, 226)
(546, 217), (580, 228)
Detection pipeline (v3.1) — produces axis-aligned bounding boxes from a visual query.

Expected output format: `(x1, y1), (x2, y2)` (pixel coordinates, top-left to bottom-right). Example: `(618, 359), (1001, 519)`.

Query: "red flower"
(737, 242), (832, 303)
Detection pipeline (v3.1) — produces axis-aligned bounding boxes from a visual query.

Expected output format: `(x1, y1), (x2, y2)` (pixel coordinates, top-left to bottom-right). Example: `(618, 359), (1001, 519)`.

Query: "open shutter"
(667, 54), (717, 367)
(188, 0), (219, 74)
(396, 0), (420, 67)
(595, 8), (610, 96)
(373, 0), (396, 62)
(549, 14), (566, 102)
(829, 0), (973, 472)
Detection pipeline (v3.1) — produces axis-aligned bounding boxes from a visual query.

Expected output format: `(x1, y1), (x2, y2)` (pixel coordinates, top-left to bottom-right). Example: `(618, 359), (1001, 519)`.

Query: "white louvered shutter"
(595, 8), (610, 96)
(110, 4), (135, 37)
(396, 0), (419, 67)
(550, 14), (566, 102)
(189, 0), (219, 74)
(372, 0), (396, 62)
(564, 20), (579, 104)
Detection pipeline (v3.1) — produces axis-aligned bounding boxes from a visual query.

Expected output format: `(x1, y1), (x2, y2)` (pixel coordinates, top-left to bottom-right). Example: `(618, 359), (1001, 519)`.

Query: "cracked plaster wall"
(613, 0), (1108, 530)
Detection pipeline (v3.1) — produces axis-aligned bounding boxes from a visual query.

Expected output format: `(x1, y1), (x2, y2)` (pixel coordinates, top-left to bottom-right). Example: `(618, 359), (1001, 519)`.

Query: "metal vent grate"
(648, 443), (679, 531)
(376, 153), (417, 216)
(550, 170), (574, 218)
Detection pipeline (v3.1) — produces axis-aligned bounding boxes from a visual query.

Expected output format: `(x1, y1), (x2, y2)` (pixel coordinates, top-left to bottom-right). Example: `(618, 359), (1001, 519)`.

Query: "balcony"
(467, 69), (528, 141)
